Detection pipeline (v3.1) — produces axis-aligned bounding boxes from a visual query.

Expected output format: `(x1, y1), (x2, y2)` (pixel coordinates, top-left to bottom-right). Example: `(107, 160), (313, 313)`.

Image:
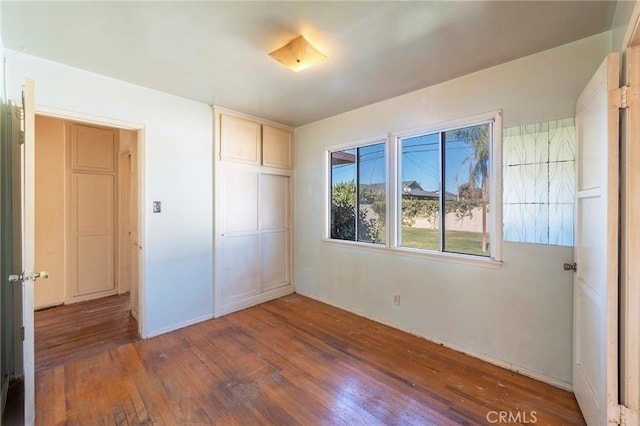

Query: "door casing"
(34, 106), (147, 339)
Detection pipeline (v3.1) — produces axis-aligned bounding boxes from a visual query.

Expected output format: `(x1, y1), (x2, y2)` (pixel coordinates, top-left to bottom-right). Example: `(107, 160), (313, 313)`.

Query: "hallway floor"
(35, 293), (139, 372)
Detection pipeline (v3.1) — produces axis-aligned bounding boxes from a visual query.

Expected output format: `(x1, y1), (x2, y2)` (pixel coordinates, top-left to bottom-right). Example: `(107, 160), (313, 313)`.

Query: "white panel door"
(260, 174), (290, 290)
(214, 109), (294, 317)
(222, 234), (260, 302)
(222, 167), (259, 233)
(6, 80), (37, 425)
(621, 46), (640, 417)
(220, 165), (261, 306)
(260, 173), (289, 230)
(261, 231), (289, 291)
(573, 52), (619, 426)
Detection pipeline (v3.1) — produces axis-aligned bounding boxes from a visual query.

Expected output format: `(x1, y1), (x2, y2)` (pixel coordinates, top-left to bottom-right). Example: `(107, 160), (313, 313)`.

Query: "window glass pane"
(331, 149), (356, 240)
(443, 124), (490, 256)
(357, 143), (386, 244)
(400, 133), (440, 251)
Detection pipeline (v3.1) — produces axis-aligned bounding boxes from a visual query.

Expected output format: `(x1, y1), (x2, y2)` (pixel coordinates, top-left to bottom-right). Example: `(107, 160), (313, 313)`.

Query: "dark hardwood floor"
(35, 293), (139, 372)
(34, 293), (585, 425)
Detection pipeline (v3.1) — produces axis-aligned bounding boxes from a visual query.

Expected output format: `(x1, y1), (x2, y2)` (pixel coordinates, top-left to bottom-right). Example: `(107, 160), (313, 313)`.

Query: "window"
(502, 118), (575, 246)
(330, 142), (386, 244)
(399, 123), (492, 257)
(327, 113), (501, 263)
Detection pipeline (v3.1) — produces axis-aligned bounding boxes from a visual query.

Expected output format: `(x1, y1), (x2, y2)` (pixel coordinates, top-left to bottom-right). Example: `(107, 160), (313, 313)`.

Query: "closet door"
(214, 109), (293, 316)
(220, 165), (261, 305)
(260, 173), (290, 291)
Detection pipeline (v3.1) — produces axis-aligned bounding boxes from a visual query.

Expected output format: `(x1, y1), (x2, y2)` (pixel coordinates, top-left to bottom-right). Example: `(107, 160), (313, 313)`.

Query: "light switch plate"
(153, 201), (161, 213)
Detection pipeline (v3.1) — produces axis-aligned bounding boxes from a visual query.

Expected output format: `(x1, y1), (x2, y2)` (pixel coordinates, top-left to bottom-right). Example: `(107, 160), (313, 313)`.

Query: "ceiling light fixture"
(269, 35), (327, 72)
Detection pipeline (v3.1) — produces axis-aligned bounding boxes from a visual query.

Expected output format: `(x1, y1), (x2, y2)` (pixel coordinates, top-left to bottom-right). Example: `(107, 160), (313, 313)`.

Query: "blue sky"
(331, 130), (482, 194)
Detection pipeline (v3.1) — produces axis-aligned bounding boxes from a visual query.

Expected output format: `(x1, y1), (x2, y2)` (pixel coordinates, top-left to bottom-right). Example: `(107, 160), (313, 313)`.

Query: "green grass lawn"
(401, 227), (489, 256)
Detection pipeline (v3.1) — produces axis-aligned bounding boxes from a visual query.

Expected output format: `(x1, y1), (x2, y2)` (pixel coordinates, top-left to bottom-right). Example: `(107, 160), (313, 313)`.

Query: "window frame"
(324, 111), (503, 268)
(325, 135), (390, 246)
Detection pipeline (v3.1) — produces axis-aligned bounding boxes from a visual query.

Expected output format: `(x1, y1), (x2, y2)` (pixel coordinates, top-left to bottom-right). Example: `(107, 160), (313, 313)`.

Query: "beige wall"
(34, 116), (66, 308)
(35, 117), (137, 309)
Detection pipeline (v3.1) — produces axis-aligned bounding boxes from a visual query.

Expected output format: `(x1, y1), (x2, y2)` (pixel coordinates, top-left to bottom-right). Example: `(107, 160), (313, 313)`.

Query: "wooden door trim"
(621, 38), (640, 415)
(34, 107), (147, 338)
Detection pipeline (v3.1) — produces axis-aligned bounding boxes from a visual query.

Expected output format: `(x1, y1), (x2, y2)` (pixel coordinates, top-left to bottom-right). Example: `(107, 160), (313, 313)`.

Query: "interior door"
(621, 46), (640, 418)
(68, 123), (116, 300)
(4, 79), (37, 424)
(0, 89), (22, 417)
(573, 53), (620, 425)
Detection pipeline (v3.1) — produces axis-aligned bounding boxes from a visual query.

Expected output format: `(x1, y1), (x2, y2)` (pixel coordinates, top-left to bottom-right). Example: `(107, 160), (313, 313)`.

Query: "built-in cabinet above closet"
(214, 108), (294, 317)
(220, 113), (293, 168)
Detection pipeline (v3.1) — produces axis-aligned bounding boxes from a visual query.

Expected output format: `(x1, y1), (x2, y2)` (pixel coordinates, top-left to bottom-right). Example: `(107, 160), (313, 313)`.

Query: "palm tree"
(450, 124), (490, 252)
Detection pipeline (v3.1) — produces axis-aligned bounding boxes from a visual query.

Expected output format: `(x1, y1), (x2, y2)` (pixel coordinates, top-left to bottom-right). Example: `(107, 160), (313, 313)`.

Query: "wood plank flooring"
(34, 293), (585, 425)
(35, 293), (138, 372)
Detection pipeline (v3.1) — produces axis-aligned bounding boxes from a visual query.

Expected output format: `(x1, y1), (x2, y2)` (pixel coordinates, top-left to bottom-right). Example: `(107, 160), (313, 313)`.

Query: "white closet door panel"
(222, 234), (260, 303)
(223, 167), (259, 233)
(261, 231), (290, 290)
(260, 174), (289, 230)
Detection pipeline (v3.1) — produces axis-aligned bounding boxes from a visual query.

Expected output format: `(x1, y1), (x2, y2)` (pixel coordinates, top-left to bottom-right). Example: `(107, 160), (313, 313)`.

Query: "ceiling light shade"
(269, 35), (327, 72)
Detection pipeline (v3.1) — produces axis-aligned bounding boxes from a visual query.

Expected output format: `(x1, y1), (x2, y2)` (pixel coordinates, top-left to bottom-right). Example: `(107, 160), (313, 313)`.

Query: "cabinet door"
(221, 114), (261, 165)
(262, 125), (292, 169)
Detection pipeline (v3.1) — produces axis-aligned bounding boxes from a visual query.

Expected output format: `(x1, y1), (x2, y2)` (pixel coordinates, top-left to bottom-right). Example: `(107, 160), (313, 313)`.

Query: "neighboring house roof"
(361, 181), (457, 201)
(402, 181), (422, 191)
(331, 150), (356, 165)
(363, 182), (386, 192)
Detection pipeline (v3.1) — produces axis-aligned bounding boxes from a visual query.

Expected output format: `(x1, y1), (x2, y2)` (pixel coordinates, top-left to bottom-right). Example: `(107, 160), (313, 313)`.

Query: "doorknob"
(7, 270), (49, 283)
(563, 262), (577, 272)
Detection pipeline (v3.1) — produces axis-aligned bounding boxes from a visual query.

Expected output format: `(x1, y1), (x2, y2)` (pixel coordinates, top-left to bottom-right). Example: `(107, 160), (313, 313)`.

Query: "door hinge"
(14, 104), (25, 144)
(20, 327), (24, 341)
(621, 85), (629, 109)
(619, 84), (639, 109)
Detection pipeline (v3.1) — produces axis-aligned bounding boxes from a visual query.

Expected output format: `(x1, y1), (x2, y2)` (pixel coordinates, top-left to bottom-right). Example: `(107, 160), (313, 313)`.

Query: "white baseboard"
(214, 285), (294, 318)
(294, 290), (572, 392)
(145, 313), (214, 339)
(145, 286), (294, 338)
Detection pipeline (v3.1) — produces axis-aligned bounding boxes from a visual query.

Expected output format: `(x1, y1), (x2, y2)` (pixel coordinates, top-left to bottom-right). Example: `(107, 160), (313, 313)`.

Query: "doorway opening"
(33, 115), (141, 369)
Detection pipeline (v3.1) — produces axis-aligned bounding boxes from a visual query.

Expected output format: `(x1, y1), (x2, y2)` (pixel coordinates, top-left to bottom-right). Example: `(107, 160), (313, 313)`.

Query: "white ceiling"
(2, 1), (619, 127)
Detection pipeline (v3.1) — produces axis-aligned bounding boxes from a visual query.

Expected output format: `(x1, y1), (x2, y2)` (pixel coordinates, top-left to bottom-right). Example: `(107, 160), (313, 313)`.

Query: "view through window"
(330, 143), (386, 244)
(400, 123), (491, 257)
(328, 118), (497, 259)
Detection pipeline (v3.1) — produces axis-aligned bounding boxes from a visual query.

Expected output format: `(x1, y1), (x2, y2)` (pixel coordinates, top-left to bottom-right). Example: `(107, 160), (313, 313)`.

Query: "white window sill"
(322, 238), (503, 270)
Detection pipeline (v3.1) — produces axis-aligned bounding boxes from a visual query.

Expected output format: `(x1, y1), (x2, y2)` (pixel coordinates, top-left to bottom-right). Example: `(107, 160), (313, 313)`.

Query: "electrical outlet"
(393, 295), (400, 306)
(153, 201), (162, 213)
